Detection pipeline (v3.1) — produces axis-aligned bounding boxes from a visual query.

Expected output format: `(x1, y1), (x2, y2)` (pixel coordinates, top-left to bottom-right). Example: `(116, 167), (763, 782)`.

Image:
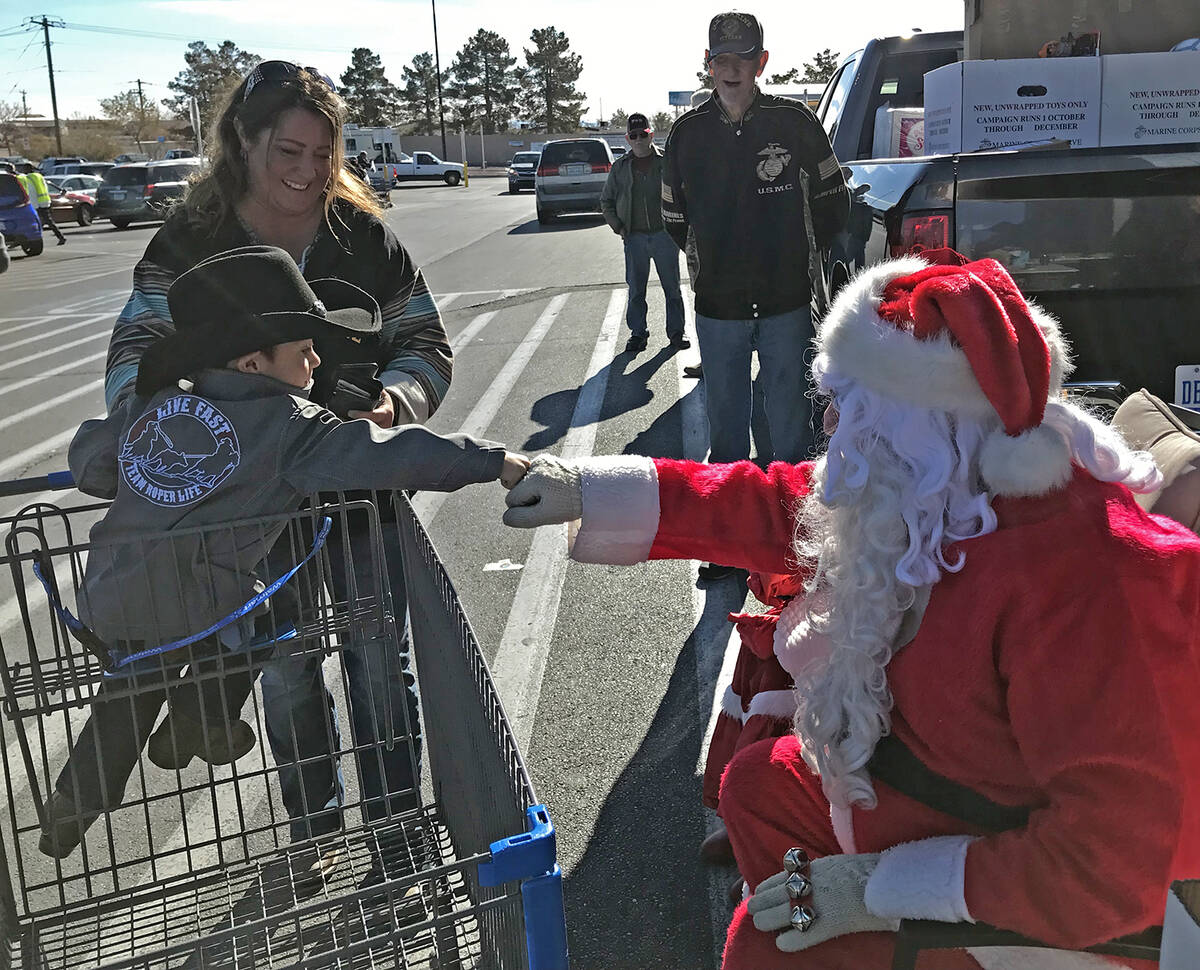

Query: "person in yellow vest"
(17, 162), (66, 245)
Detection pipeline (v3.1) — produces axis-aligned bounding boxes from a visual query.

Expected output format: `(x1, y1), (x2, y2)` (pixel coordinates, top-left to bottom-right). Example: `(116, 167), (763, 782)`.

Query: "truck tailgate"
(954, 144), (1200, 401)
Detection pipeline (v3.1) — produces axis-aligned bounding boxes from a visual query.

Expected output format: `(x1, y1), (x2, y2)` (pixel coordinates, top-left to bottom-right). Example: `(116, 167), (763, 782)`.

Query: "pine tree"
(340, 48), (400, 127)
(651, 111), (673, 134)
(162, 40), (260, 129)
(517, 27), (586, 132)
(802, 49), (841, 84)
(608, 108), (628, 131)
(448, 29), (518, 133)
(766, 67), (800, 85)
(398, 53), (446, 136)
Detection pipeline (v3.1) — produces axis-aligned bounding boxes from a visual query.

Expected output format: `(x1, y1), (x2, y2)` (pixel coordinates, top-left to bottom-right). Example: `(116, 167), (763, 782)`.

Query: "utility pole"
(19, 90), (28, 119)
(28, 15), (65, 154)
(431, 0), (448, 158)
(136, 79), (147, 149)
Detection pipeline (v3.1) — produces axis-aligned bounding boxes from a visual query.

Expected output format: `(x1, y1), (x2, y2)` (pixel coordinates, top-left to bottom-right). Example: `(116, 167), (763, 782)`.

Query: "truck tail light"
(143, 183), (156, 198)
(889, 212), (952, 258)
(590, 162), (611, 174)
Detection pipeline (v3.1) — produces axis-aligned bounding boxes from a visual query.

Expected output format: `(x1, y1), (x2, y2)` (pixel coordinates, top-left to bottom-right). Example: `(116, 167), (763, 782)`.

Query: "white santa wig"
(784, 252), (1162, 810)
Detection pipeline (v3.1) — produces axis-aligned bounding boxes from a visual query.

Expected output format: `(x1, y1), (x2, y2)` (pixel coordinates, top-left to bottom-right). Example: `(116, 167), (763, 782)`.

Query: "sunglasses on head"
(243, 60), (337, 102)
(629, 131), (650, 139)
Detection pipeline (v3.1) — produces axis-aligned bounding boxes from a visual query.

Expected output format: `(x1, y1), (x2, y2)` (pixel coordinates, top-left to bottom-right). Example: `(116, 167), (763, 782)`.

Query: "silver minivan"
(534, 138), (613, 225)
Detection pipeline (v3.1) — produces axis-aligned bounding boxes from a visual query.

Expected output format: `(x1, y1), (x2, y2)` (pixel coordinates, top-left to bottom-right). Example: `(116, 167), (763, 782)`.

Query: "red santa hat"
(816, 249), (1075, 497)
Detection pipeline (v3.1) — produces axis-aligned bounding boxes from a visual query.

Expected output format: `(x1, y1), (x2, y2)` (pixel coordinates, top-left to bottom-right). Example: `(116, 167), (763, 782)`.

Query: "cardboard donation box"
(1100, 51), (1200, 147)
(923, 57), (1101, 154)
(872, 107), (925, 158)
(1161, 880), (1200, 970)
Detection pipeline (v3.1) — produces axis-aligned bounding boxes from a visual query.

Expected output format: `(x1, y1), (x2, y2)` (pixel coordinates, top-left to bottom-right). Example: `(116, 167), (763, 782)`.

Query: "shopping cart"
(0, 477), (568, 970)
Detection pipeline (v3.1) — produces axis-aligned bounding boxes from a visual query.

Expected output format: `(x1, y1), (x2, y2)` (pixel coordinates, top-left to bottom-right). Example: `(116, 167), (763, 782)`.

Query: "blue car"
(0, 172), (43, 257)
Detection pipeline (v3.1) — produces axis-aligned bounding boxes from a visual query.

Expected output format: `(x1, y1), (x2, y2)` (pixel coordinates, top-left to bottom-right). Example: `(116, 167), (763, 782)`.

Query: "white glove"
(747, 853), (899, 953)
(502, 455), (583, 528)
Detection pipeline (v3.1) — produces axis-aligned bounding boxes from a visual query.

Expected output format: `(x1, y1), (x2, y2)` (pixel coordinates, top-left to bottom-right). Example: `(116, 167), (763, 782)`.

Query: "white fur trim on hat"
(864, 834), (978, 923)
(745, 689), (797, 721)
(979, 424), (1073, 498)
(568, 456), (660, 565)
(815, 259), (1073, 420)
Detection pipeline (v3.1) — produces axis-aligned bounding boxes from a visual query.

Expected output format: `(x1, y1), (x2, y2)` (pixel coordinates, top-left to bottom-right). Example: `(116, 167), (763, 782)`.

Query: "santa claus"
(503, 251), (1200, 968)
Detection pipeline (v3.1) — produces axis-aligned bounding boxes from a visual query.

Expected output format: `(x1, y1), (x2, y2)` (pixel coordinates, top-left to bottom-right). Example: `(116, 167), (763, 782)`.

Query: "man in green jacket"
(18, 162), (66, 246)
(600, 113), (687, 354)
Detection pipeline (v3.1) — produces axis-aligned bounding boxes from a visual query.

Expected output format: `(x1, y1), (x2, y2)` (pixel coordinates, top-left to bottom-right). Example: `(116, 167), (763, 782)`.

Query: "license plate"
(1175, 364), (1200, 406)
(560, 163), (589, 176)
(108, 191), (126, 200)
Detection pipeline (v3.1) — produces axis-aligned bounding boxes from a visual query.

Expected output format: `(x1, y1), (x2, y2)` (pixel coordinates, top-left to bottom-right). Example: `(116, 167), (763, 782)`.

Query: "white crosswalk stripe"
(411, 293), (569, 524)
(490, 289), (624, 753)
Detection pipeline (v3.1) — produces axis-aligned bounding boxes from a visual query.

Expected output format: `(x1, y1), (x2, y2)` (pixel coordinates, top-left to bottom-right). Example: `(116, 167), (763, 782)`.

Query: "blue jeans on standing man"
(694, 307), (816, 464)
(260, 507), (420, 842)
(624, 230), (686, 341)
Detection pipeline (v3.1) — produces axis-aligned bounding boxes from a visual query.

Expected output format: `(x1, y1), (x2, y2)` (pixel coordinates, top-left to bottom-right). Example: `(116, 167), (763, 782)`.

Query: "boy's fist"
(500, 452), (531, 490)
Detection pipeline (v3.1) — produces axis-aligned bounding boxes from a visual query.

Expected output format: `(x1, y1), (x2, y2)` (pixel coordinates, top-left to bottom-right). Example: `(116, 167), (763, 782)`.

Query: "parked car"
(113, 152), (150, 164)
(37, 156), (86, 175)
(534, 138), (613, 224)
(46, 179), (97, 225)
(0, 155), (31, 170)
(382, 151), (465, 186)
(819, 31), (1200, 403)
(0, 172), (43, 256)
(164, 148), (196, 160)
(94, 158), (202, 229)
(51, 173), (103, 196)
(507, 151), (540, 193)
(47, 161), (113, 178)
(611, 145), (628, 159)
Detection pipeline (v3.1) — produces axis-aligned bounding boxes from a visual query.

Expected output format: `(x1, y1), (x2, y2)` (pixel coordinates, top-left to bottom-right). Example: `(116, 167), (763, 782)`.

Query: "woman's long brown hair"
(181, 67), (383, 233)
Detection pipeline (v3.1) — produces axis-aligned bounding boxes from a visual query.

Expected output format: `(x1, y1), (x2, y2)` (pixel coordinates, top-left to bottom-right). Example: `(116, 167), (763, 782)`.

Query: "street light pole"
(431, 0), (448, 158)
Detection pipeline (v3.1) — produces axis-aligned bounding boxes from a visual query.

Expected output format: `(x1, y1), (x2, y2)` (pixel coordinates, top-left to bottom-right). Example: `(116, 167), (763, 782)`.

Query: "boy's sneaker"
(624, 334), (648, 354)
(38, 790), (100, 859)
(147, 713), (256, 769)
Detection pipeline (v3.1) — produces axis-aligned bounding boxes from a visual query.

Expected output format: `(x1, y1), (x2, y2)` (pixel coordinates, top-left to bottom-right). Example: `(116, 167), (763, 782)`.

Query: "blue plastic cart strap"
(478, 804), (557, 886)
(32, 516), (331, 670)
(46, 470), (75, 489)
(522, 864), (569, 970)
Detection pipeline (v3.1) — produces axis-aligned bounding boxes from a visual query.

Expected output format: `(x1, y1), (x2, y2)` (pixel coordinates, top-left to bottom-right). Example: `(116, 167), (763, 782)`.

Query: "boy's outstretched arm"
(279, 402), (514, 494)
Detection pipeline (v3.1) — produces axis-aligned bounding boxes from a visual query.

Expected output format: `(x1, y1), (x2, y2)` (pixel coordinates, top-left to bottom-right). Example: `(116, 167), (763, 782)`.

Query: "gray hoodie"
(70, 368), (505, 646)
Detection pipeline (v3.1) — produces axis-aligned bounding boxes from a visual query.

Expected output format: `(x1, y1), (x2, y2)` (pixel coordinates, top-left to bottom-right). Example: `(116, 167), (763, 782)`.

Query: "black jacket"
(662, 88), (849, 320)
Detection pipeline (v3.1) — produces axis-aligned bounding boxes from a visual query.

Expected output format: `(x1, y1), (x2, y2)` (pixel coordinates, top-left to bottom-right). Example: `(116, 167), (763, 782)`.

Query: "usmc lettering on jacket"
(756, 142), (795, 196)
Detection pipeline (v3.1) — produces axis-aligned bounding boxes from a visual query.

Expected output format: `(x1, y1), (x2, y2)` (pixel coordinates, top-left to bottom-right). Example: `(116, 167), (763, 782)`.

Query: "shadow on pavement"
(561, 578), (747, 970)
(507, 215), (606, 235)
(522, 347), (675, 452)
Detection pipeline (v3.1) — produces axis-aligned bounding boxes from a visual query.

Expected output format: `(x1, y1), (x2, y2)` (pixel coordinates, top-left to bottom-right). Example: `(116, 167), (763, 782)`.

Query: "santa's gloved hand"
(747, 851), (899, 953)
(502, 455), (583, 528)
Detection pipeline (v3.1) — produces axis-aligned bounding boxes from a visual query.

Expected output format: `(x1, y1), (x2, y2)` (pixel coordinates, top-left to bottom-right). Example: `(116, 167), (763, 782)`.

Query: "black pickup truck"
(817, 31), (1200, 403)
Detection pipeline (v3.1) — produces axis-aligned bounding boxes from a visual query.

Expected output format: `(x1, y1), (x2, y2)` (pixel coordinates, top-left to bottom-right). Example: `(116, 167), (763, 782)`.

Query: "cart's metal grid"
(0, 488), (566, 970)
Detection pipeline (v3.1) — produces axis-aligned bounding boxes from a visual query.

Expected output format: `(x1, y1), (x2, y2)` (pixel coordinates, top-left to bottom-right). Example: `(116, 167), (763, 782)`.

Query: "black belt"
(868, 733), (1032, 833)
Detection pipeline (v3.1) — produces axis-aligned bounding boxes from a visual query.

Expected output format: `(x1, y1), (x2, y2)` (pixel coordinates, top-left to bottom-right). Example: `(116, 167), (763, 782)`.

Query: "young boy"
(41, 245), (526, 858)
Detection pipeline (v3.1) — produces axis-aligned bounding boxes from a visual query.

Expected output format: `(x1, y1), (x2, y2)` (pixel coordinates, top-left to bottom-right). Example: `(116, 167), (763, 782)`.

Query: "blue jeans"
(260, 509), (420, 841)
(623, 230), (685, 339)
(694, 307), (815, 464)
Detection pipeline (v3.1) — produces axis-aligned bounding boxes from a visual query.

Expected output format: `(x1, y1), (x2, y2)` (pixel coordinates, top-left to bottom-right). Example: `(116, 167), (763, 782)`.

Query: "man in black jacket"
(663, 13), (849, 579)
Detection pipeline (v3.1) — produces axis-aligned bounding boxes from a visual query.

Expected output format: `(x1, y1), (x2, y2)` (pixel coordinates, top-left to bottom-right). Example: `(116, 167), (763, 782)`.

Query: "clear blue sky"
(1, 1), (964, 123)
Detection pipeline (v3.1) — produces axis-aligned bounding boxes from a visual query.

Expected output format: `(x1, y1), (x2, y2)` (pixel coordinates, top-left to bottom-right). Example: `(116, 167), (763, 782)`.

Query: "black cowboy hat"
(136, 245), (380, 396)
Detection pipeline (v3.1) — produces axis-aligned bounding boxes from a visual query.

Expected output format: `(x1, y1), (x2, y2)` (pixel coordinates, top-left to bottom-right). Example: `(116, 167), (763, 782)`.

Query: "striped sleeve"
(105, 257), (181, 410)
(377, 267), (453, 421)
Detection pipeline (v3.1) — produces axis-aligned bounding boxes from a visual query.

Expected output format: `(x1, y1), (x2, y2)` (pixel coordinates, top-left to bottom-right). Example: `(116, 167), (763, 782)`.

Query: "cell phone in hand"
(324, 362), (384, 419)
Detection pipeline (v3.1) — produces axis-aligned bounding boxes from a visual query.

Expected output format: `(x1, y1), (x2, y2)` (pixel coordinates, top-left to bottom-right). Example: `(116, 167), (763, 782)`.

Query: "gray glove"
(747, 853), (898, 953)
(502, 455), (583, 528)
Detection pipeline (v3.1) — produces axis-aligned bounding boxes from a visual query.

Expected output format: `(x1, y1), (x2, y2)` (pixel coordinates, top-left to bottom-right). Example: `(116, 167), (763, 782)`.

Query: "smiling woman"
(100, 59), (456, 872)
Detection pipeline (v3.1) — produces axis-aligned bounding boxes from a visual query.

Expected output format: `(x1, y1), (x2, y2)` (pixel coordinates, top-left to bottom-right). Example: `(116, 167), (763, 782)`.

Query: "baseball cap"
(627, 113), (652, 135)
(708, 11), (764, 59)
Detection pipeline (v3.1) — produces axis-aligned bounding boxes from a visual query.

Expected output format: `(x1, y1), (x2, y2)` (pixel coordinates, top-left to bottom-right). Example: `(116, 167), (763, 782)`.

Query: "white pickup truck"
(383, 152), (465, 186)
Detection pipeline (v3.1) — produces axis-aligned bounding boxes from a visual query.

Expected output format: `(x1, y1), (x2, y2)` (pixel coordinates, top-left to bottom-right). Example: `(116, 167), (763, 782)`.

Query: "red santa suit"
(704, 566), (806, 809)
(564, 453), (1200, 969)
